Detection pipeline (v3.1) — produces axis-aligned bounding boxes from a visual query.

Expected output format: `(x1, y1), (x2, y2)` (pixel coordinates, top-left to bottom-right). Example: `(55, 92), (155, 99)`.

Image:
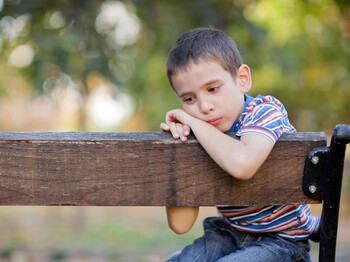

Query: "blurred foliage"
(0, 0), (349, 132)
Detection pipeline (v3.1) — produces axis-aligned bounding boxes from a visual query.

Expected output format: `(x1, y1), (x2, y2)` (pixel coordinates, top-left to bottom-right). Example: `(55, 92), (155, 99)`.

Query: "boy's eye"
(184, 97), (193, 103)
(208, 86), (219, 92)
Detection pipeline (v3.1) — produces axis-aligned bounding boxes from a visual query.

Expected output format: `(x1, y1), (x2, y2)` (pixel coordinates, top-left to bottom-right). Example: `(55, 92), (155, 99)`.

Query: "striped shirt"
(218, 94), (320, 242)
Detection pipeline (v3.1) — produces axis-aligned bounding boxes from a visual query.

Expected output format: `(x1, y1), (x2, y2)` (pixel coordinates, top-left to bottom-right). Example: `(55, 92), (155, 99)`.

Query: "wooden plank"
(0, 132), (326, 206)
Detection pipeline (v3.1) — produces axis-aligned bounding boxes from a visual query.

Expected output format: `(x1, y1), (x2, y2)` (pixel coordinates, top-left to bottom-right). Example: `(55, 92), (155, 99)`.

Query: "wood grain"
(0, 132), (326, 206)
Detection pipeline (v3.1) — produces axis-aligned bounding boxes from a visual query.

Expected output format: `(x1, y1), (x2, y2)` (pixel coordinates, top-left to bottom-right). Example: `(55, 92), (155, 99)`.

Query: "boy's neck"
(228, 94), (252, 133)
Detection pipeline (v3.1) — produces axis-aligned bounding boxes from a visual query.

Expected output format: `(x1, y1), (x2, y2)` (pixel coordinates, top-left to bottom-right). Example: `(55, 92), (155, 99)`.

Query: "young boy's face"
(171, 60), (251, 132)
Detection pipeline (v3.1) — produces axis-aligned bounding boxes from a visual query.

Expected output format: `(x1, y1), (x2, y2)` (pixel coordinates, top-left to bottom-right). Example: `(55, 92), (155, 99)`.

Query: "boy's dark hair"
(166, 28), (243, 88)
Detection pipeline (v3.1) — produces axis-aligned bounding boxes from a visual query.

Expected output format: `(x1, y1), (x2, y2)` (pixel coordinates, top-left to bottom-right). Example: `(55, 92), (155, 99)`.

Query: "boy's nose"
(199, 100), (215, 114)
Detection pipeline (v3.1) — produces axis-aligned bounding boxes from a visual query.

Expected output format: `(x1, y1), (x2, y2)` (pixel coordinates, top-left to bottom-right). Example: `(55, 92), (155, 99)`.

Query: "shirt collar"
(227, 94), (253, 133)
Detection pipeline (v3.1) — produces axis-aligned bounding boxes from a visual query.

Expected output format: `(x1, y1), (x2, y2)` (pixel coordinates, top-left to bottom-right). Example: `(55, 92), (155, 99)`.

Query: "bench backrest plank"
(0, 132), (326, 206)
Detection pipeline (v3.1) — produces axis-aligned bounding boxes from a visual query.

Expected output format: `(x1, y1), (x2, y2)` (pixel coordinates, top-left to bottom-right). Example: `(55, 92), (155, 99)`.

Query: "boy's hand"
(160, 109), (193, 142)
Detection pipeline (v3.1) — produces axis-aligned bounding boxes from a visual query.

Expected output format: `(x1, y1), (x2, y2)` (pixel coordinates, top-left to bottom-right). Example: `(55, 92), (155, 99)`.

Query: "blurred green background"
(0, 0), (349, 261)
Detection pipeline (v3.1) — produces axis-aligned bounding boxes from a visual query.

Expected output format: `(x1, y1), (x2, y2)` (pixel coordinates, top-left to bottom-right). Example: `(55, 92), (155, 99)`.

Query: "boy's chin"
(220, 123), (236, 133)
(216, 125), (230, 133)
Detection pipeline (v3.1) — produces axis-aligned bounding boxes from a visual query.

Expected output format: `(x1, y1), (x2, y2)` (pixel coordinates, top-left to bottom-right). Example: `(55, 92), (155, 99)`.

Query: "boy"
(160, 28), (319, 261)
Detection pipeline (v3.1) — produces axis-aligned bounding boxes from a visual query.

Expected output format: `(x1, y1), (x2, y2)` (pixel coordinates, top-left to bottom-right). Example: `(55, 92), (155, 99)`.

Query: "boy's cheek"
(181, 105), (191, 115)
(182, 107), (200, 120)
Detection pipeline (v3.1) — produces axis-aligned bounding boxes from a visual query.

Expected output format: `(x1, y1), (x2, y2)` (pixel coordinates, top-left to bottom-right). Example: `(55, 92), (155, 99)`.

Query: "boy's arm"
(190, 119), (273, 180)
(161, 109), (274, 234)
(161, 109), (274, 180)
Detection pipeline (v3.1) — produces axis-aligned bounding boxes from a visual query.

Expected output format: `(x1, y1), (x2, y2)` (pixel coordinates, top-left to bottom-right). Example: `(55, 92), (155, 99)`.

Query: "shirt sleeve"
(236, 102), (287, 145)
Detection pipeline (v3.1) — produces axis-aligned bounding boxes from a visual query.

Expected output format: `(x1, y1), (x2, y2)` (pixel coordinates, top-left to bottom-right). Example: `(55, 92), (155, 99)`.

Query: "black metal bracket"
(303, 146), (329, 201)
(303, 124), (350, 262)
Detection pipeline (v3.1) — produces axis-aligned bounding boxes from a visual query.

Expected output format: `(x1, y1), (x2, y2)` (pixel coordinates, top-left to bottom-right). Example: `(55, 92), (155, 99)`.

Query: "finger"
(176, 123), (187, 142)
(176, 123), (184, 141)
(165, 110), (177, 126)
(169, 122), (180, 139)
(160, 123), (170, 132)
(183, 125), (191, 136)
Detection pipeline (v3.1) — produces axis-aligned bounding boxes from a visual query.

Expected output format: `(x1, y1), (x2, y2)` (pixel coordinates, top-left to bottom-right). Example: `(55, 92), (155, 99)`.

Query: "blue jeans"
(166, 217), (311, 262)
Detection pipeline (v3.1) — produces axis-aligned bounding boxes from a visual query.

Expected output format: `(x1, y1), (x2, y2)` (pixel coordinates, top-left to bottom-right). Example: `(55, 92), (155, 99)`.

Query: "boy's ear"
(236, 64), (252, 93)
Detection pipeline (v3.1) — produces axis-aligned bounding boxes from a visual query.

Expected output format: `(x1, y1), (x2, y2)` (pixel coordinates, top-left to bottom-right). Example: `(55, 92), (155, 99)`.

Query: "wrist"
(187, 116), (209, 132)
(186, 115), (201, 128)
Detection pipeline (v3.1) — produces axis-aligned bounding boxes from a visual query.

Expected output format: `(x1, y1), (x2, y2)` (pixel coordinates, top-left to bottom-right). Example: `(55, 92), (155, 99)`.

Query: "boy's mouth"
(207, 118), (222, 126)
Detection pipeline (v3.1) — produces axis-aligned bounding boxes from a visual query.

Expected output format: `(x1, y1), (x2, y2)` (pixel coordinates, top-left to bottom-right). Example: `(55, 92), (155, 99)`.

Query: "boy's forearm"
(166, 206), (199, 234)
(161, 109), (273, 179)
(189, 118), (273, 180)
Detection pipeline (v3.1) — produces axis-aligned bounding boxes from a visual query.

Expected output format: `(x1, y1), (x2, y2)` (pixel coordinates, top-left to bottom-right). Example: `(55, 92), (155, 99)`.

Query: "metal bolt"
(311, 156), (319, 165)
(309, 185), (317, 194)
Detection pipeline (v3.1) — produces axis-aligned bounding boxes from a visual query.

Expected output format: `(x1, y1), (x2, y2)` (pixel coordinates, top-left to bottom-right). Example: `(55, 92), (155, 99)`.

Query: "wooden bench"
(0, 124), (349, 261)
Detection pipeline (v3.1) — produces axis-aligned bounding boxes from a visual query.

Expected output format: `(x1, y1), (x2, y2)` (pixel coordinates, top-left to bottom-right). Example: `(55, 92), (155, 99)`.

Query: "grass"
(0, 207), (211, 261)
